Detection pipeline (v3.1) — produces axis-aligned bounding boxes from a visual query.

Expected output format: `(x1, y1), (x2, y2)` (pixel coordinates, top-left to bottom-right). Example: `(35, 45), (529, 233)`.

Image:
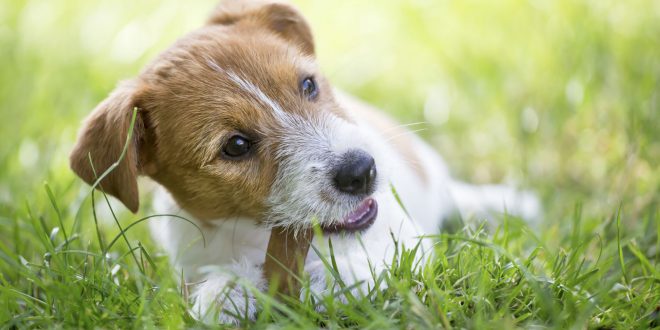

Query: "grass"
(1, 0), (659, 328)
(1, 193), (658, 328)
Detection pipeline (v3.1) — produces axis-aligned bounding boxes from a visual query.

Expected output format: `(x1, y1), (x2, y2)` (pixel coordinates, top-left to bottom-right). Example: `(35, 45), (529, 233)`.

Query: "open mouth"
(322, 198), (378, 233)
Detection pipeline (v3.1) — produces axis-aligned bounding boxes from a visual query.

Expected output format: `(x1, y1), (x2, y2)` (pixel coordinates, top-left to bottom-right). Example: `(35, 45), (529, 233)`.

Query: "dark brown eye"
(222, 135), (251, 159)
(301, 77), (318, 100)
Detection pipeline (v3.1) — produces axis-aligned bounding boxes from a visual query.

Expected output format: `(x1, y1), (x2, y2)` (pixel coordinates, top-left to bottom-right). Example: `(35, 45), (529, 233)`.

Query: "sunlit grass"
(1, 0), (659, 328)
(1, 189), (658, 328)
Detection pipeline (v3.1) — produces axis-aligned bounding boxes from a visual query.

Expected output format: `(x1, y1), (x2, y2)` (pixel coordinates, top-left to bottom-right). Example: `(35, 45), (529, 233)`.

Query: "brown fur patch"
(208, 0), (315, 55)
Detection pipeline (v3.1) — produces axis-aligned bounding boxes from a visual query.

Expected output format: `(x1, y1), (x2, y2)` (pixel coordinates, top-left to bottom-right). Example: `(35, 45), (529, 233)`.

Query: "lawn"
(1, 0), (659, 328)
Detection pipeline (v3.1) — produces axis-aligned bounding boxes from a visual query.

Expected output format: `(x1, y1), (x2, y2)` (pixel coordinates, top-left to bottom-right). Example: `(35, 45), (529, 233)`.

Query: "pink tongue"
(346, 199), (372, 224)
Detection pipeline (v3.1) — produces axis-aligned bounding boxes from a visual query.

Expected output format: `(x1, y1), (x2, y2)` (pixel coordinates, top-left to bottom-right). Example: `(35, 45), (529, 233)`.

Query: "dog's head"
(70, 0), (381, 233)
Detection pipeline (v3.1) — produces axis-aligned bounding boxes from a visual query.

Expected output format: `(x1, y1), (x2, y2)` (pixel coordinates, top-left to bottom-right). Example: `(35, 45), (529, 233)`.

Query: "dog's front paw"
(190, 275), (259, 325)
(189, 262), (267, 325)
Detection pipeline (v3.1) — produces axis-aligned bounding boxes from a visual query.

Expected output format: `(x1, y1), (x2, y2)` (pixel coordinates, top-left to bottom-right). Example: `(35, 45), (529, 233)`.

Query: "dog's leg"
(190, 260), (266, 325)
(448, 181), (541, 222)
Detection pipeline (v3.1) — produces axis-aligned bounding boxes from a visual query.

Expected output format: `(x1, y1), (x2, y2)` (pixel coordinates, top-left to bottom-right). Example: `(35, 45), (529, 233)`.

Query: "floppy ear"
(69, 80), (145, 213)
(209, 0), (315, 55)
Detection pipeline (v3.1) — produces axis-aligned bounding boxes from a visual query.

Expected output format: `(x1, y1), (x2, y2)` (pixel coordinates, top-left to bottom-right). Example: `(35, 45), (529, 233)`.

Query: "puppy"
(70, 0), (538, 324)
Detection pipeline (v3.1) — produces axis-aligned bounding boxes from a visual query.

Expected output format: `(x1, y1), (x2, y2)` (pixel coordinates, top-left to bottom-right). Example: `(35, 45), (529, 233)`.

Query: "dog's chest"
(150, 187), (270, 277)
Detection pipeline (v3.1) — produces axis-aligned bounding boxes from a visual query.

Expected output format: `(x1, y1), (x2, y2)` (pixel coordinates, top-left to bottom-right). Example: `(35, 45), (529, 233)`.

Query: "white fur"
(149, 91), (539, 324)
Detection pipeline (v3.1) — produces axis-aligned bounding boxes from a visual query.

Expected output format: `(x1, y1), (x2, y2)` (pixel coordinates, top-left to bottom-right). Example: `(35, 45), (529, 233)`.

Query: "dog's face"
(70, 0), (381, 233)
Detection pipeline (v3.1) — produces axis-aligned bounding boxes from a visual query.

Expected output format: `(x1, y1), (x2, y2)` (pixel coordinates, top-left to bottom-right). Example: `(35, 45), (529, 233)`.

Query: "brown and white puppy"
(70, 0), (538, 323)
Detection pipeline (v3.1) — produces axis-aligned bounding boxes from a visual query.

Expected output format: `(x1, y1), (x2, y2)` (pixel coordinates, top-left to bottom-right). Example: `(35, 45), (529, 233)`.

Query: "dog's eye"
(301, 77), (318, 100)
(222, 135), (251, 159)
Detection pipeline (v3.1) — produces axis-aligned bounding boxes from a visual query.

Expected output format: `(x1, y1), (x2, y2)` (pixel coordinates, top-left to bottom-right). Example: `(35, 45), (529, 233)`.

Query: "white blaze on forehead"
(206, 57), (288, 120)
(225, 71), (285, 115)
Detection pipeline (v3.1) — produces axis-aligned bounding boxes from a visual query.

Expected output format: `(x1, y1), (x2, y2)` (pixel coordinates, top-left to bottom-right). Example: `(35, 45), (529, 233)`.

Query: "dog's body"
(70, 0), (538, 324)
(150, 91), (456, 322)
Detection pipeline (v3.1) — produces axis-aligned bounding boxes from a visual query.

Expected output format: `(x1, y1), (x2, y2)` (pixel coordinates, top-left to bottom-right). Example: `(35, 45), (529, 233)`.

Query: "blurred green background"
(0, 0), (658, 241)
(1, 0), (659, 327)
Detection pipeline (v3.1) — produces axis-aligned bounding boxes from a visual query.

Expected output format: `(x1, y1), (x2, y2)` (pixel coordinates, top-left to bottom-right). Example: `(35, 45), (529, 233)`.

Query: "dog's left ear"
(209, 0), (315, 55)
(69, 80), (147, 213)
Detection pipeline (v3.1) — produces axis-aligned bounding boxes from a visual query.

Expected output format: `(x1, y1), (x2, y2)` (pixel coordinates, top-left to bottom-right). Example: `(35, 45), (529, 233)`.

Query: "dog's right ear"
(69, 80), (146, 213)
(208, 0), (315, 55)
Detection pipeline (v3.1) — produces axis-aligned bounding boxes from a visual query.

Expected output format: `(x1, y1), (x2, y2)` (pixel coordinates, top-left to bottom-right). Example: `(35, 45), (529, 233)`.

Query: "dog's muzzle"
(323, 149), (379, 233)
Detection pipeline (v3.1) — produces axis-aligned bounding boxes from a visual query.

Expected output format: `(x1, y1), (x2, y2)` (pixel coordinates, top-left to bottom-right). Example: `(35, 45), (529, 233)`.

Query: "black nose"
(334, 149), (377, 195)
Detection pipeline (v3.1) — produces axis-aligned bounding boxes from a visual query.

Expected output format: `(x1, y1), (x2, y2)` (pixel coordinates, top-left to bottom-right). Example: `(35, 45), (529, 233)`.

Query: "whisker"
(384, 128), (428, 143)
(380, 121), (428, 135)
